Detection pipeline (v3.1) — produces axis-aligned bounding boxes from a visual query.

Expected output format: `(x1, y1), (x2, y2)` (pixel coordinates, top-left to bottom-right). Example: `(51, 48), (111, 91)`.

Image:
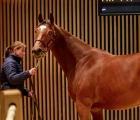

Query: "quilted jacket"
(0, 53), (31, 96)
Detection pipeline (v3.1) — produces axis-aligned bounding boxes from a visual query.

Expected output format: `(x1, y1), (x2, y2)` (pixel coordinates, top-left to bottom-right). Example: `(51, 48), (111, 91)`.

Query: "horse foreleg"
(90, 107), (103, 120)
(76, 100), (91, 120)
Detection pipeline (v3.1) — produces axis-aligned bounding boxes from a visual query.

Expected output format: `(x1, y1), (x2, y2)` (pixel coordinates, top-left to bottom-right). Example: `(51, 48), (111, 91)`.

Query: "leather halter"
(35, 32), (56, 50)
(35, 37), (54, 48)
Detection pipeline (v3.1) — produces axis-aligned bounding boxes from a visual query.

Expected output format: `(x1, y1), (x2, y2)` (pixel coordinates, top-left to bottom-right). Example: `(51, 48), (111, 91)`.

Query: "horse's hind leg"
(90, 108), (103, 120)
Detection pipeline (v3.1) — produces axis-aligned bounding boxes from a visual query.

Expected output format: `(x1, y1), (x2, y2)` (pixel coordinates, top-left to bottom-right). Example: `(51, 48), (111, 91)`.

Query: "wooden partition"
(1, 0), (140, 120)
(0, 89), (23, 120)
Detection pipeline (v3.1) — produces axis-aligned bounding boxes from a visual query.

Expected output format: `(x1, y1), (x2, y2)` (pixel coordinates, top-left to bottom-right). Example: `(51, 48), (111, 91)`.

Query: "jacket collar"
(8, 53), (22, 63)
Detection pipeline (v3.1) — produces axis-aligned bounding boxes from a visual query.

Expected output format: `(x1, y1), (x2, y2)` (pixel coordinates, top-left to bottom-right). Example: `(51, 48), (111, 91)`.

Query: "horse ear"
(49, 13), (54, 24)
(38, 13), (44, 23)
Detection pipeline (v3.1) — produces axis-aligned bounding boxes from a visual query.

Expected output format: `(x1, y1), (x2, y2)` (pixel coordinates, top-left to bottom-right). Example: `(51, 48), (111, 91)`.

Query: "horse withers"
(32, 13), (140, 120)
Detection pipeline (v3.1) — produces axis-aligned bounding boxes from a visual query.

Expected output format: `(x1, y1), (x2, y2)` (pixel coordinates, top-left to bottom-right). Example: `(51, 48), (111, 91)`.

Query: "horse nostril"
(32, 50), (35, 54)
(37, 48), (42, 53)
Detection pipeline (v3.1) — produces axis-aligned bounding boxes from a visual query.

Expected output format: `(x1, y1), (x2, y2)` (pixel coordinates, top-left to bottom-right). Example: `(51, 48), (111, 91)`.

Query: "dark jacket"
(0, 53), (31, 96)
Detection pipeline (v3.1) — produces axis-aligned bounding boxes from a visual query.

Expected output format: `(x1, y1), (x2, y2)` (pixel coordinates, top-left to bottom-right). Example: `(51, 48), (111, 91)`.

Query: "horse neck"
(51, 24), (92, 76)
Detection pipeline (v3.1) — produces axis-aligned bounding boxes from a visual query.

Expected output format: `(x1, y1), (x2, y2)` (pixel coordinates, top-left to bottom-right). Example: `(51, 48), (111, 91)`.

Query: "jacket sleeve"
(3, 61), (31, 85)
(23, 88), (30, 96)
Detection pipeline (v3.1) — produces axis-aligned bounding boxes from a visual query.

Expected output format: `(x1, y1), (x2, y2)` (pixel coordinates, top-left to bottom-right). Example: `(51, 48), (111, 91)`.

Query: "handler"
(0, 41), (37, 98)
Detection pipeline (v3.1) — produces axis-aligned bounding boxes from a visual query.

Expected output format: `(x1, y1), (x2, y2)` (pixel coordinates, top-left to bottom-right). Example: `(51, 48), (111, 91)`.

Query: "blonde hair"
(5, 41), (26, 58)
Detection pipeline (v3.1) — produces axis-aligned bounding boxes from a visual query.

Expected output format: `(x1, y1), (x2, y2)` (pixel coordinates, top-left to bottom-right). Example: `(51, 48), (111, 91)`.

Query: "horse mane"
(59, 27), (72, 37)
(56, 25), (92, 50)
(56, 25), (112, 57)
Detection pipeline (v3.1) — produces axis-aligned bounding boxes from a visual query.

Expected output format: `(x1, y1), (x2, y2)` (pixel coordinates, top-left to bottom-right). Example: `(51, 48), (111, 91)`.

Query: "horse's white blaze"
(39, 25), (47, 31)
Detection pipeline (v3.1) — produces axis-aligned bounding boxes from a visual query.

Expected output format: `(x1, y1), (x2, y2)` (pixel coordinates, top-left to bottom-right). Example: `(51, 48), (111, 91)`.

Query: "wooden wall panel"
(1, 0), (140, 120)
(0, 0), (2, 67)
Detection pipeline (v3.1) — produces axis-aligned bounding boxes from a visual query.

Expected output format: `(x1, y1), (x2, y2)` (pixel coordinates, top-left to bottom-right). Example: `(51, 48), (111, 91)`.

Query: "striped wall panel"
(0, 0), (2, 67)
(1, 0), (140, 120)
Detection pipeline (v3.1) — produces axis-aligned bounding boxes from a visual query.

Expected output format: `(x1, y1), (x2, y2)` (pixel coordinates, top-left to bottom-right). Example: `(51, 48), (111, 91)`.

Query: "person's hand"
(28, 91), (34, 98)
(29, 68), (37, 75)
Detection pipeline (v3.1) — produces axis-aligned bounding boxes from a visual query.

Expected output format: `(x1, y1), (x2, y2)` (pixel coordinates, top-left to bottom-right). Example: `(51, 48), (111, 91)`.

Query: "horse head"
(32, 13), (56, 58)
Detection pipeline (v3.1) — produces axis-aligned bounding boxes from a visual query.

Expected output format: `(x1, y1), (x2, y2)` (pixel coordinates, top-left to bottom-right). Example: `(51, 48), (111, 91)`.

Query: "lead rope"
(30, 58), (42, 120)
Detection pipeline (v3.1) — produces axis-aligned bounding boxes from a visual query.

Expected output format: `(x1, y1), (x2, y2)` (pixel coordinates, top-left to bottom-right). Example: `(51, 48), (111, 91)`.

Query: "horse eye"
(48, 31), (52, 35)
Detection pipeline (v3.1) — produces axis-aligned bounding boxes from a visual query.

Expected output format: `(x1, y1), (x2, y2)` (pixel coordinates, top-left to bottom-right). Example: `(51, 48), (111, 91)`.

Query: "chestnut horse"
(32, 13), (140, 120)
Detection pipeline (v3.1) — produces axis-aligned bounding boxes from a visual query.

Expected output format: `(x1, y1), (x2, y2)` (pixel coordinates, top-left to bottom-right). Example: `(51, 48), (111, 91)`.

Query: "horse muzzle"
(32, 48), (46, 58)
